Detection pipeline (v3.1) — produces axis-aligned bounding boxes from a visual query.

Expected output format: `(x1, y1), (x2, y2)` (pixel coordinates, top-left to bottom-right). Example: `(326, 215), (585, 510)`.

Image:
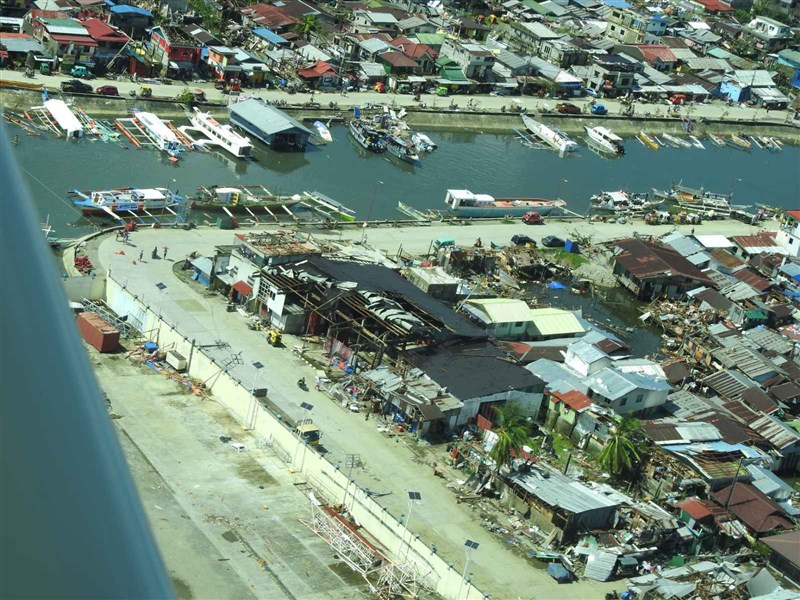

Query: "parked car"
(585, 88), (600, 98)
(590, 104), (608, 115)
(70, 65), (93, 79)
(61, 79), (93, 94)
(95, 85), (119, 96)
(522, 211), (544, 225)
(556, 103), (581, 115)
(511, 234), (537, 247)
(542, 236), (565, 248)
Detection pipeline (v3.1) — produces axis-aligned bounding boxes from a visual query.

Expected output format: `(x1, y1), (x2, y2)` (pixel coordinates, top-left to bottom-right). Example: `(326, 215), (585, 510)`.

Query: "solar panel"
(407, 491), (421, 501)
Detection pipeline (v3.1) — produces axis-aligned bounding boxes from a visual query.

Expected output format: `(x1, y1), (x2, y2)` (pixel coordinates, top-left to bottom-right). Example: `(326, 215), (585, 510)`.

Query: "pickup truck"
(555, 103), (581, 114)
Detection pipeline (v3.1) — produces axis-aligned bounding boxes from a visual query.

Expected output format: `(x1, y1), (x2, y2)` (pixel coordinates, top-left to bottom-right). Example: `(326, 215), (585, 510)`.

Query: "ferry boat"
(590, 190), (656, 214)
(190, 185), (302, 213)
(189, 108), (253, 158)
(445, 189), (566, 218)
(583, 126), (624, 155)
(133, 111), (184, 159)
(638, 131), (659, 151)
(384, 133), (419, 164)
(349, 119), (385, 153)
(652, 184), (732, 216)
(70, 187), (182, 216)
(312, 121), (333, 144)
(522, 115), (578, 154)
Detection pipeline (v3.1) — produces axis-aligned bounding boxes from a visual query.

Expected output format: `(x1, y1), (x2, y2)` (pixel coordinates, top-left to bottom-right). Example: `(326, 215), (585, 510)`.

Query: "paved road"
(92, 217), (773, 599)
(3, 67), (797, 126)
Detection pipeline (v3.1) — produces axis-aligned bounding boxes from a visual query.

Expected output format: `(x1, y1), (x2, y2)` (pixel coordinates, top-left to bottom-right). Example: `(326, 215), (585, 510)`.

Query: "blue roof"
(252, 27), (288, 45)
(602, 0), (631, 7)
(110, 4), (153, 16)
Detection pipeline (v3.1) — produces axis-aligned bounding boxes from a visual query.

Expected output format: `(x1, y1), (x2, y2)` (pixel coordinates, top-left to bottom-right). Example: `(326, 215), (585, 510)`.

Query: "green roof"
(745, 309), (768, 320)
(777, 49), (800, 68)
(435, 55), (458, 67)
(441, 66), (468, 82)
(42, 18), (86, 29)
(412, 33), (445, 46)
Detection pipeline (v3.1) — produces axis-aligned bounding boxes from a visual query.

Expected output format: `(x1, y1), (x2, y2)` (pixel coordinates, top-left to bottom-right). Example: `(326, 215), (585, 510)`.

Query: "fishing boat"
(638, 131), (659, 151)
(662, 134), (691, 148)
(689, 135), (705, 149)
(384, 133), (419, 164)
(583, 126), (624, 155)
(770, 137), (783, 150)
(590, 190), (656, 214)
(349, 119), (385, 153)
(70, 187), (182, 216)
(312, 120), (333, 144)
(301, 191), (356, 222)
(189, 185), (302, 213)
(652, 184), (732, 216)
(759, 136), (777, 152)
(730, 134), (752, 150)
(709, 134), (727, 147)
(411, 132), (437, 152)
(187, 108), (253, 158)
(132, 110), (184, 159)
(750, 136), (763, 150)
(444, 189), (566, 218)
(522, 115), (578, 154)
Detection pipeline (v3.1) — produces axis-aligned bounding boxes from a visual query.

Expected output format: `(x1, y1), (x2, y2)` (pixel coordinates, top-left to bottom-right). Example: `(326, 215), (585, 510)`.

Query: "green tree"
(599, 416), (642, 477)
(294, 14), (320, 39)
(488, 402), (530, 474)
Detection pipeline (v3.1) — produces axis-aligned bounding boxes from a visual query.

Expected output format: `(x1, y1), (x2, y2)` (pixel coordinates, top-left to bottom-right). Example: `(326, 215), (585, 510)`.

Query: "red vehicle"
(522, 211), (544, 224)
(669, 94), (687, 105)
(555, 102), (581, 114)
(95, 85), (119, 96)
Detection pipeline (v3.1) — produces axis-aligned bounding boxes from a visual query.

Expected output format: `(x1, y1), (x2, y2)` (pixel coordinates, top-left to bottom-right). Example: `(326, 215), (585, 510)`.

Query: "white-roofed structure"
(43, 99), (83, 138)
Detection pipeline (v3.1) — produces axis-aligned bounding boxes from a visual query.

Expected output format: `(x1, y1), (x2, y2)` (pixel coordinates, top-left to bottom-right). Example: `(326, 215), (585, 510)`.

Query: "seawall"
(2, 85), (798, 140)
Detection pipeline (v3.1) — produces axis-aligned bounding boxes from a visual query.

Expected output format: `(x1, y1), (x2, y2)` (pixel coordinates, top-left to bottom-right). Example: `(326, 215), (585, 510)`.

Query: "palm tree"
(488, 402), (530, 474)
(599, 416), (642, 477)
(294, 14), (320, 40)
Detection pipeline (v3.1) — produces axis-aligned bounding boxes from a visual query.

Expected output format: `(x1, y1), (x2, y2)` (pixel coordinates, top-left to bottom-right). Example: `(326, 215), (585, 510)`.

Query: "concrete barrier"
(106, 274), (485, 600)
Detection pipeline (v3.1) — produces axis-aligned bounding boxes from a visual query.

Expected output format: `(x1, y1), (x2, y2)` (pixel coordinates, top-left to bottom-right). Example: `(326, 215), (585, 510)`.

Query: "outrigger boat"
(131, 111), (184, 160)
(590, 190), (656, 214)
(730, 134), (752, 150)
(384, 133), (419, 164)
(349, 119), (385, 153)
(70, 187), (182, 217)
(183, 108), (254, 158)
(652, 184), (732, 216)
(709, 134), (727, 147)
(445, 189), (566, 218)
(638, 131), (659, 151)
(190, 185), (302, 214)
(689, 135), (705, 149)
(661, 134), (691, 148)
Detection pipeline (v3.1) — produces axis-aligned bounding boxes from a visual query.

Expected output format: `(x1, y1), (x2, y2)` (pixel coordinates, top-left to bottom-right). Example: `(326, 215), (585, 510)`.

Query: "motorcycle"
(297, 378), (308, 391)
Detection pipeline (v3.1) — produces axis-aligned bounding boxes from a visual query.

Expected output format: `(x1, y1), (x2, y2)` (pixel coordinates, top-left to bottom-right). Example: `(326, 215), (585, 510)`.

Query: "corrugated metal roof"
(584, 552), (617, 581)
(569, 340), (607, 363)
(229, 99), (311, 136)
(748, 415), (800, 449)
(721, 280), (759, 301)
(529, 308), (584, 337)
(465, 298), (531, 324)
(703, 369), (757, 400)
(744, 327), (793, 355)
(508, 467), (619, 514)
(713, 345), (782, 380)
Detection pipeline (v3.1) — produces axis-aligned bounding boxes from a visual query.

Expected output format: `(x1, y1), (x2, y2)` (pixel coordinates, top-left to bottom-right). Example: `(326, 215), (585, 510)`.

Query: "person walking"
(163, 246), (169, 259)
(139, 250), (144, 261)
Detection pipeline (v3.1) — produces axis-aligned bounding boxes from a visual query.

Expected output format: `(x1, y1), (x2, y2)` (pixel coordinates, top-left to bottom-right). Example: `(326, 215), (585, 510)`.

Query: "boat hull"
(190, 199), (300, 213)
(449, 203), (565, 218)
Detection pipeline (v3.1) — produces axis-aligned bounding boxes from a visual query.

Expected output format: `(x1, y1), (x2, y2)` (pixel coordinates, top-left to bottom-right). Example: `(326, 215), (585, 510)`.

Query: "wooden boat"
(662, 134), (691, 148)
(638, 131), (659, 151)
(189, 185), (302, 214)
(750, 136), (763, 150)
(709, 134), (727, 147)
(445, 189), (566, 217)
(730, 134), (752, 149)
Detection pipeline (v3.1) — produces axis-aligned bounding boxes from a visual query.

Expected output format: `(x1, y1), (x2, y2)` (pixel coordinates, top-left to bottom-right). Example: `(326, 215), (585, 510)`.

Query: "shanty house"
(710, 484), (793, 537)
(229, 99), (313, 151)
(612, 238), (715, 300)
(463, 298), (532, 339)
(761, 531), (800, 582)
(507, 465), (620, 542)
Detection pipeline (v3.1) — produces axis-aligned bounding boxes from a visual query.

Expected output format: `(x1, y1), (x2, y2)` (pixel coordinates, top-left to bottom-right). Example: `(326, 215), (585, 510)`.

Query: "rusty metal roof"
(613, 239), (714, 285)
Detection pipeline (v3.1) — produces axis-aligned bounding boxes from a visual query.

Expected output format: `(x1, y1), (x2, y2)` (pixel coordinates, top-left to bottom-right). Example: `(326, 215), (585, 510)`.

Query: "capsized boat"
(189, 108), (253, 157)
(522, 115), (578, 154)
(638, 131), (659, 151)
(583, 125), (624, 155)
(70, 187), (182, 216)
(445, 189), (566, 218)
(133, 110), (184, 159)
(590, 190), (656, 213)
(411, 131), (437, 152)
(190, 185), (302, 213)
(349, 119), (385, 153)
(384, 133), (419, 164)
(312, 120), (333, 144)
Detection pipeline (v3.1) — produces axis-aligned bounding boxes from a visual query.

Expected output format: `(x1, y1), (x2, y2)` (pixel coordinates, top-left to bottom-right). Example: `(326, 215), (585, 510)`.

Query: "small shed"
(190, 256), (213, 286)
(229, 99), (312, 151)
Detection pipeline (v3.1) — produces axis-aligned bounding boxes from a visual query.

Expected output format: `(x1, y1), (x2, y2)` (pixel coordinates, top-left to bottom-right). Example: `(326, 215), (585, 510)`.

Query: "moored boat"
(583, 125), (624, 155)
(709, 134), (727, 147)
(133, 110), (184, 159)
(522, 115), (578, 154)
(638, 131), (659, 151)
(70, 187), (182, 216)
(445, 189), (566, 218)
(384, 133), (419, 164)
(590, 190), (656, 214)
(189, 108), (253, 157)
(661, 134), (691, 148)
(190, 185), (302, 213)
(689, 135), (705, 149)
(730, 134), (752, 149)
(349, 119), (385, 153)
(652, 184), (732, 216)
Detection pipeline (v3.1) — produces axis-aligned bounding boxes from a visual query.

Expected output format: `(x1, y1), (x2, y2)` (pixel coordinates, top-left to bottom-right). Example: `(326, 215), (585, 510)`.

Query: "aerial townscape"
(0, 0), (799, 595)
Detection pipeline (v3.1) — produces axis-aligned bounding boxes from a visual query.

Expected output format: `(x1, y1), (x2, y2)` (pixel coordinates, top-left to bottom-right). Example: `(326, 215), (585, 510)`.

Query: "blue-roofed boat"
(69, 187), (182, 216)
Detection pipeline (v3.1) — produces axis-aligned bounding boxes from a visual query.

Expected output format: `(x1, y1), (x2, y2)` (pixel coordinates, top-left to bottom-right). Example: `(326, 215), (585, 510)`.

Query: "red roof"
(297, 60), (335, 79)
(378, 50), (419, 68)
(786, 210), (800, 221)
(634, 44), (678, 63)
(232, 281), (253, 297)
(390, 37), (438, 59)
(550, 389), (593, 411)
(694, 0), (734, 12)
(242, 4), (298, 28)
(50, 33), (98, 46)
(732, 232), (778, 248)
(732, 268), (771, 292)
(80, 18), (129, 43)
(711, 484), (793, 534)
(677, 497), (714, 521)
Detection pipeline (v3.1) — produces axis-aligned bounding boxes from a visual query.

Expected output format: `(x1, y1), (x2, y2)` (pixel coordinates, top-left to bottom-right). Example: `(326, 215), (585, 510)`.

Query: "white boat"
(522, 115), (578, 155)
(312, 120), (333, 144)
(653, 184), (732, 216)
(662, 134), (691, 148)
(709, 134), (727, 147)
(69, 187), (182, 216)
(349, 119), (385, 153)
(590, 190), (656, 214)
(583, 125), (624, 155)
(445, 189), (566, 218)
(750, 136), (763, 150)
(411, 132), (437, 152)
(133, 110), (183, 159)
(689, 135), (705, 149)
(188, 108), (253, 158)
(384, 133), (419, 164)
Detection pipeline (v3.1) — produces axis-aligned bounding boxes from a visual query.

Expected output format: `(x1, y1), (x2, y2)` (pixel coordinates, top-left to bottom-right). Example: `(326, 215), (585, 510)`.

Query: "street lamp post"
(342, 453), (361, 509)
(457, 539), (480, 600)
(361, 181), (383, 244)
(247, 361), (264, 430)
(399, 491), (421, 560)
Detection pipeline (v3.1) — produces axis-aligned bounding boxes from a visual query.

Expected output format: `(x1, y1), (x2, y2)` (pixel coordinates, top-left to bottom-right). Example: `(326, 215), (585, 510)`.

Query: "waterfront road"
(3, 67), (797, 127)
(94, 217), (770, 599)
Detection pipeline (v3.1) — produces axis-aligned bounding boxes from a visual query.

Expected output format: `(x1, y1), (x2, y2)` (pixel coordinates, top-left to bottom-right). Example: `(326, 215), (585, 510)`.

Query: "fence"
(106, 274), (485, 600)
